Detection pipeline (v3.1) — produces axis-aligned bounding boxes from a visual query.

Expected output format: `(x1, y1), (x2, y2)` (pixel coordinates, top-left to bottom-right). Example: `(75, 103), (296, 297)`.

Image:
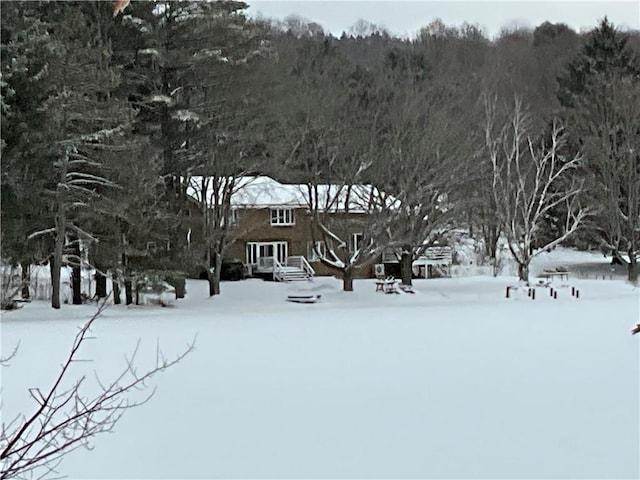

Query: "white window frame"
(307, 241), (326, 262)
(270, 208), (294, 226)
(351, 233), (364, 253)
(246, 241), (288, 265)
(229, 208), (240, 226)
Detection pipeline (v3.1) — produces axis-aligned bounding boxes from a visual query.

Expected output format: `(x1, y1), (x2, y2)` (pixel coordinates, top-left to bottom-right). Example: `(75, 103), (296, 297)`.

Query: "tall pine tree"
(559, 18), (640, 282)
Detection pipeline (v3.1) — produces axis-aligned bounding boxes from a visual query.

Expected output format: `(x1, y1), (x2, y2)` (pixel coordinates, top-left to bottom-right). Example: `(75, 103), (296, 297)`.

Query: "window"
(246, 241), (288, 265)
(146, 241), (157, 252)
(351, 233), (364, 252)
(307, 241), (326, 262)
(221, 208), (240, 227)
(270, 208), (294, 226)
(229, 208), (239, 226)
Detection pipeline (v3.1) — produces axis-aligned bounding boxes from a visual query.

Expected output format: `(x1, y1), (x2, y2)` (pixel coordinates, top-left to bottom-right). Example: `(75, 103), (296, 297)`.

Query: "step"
(276, 267), (313, 282)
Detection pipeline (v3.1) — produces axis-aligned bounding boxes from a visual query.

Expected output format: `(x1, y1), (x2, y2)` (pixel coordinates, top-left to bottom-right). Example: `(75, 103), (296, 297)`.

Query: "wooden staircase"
(257, 256), (315, 282)
(276, 266), (313, 282)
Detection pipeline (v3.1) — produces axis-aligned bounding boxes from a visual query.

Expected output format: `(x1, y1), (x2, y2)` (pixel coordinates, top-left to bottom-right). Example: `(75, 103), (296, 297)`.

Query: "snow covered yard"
(2, 271), (639, 478)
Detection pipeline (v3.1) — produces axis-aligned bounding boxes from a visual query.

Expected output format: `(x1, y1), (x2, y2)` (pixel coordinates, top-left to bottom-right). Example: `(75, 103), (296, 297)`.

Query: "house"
(185, 176), (390, 280)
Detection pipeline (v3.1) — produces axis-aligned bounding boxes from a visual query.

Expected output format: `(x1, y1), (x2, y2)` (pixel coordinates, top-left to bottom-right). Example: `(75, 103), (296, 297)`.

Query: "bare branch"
(0, 301), (195, 479)
(483, 93), (590, 281)
(0, 342), (20, 367)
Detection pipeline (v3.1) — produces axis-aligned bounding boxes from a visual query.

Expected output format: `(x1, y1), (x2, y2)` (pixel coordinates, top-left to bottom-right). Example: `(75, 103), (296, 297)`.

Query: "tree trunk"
(50, 256), (61, 309)
(124, 277), (133, 305)
(72, 267), (82, 304)
(52, 154), (68, 309)
(20, 261), (30, 300)
(483, 223), (499, 260)
(72, 237), (82, 305)
(518, 262), (529, 283)
(51, 226), (65, 309)
(343, 267), (354, 292)
(135, 282), (141, 305)
(206, 267), (216, 296)
(96, 271), (107, 298)
(122, 250), (132, 305)
(492, 257), (500, 277)
(112, 272), (121, 304)
(212, 252), (222, 296)
(400, 245), (413, 286)
(206, 248), (222, 297)
(628, 255), (638, 284)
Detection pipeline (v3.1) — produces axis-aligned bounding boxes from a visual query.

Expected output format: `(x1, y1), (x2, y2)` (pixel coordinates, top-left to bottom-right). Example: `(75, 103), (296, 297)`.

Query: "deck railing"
(257, 257), (275, 271)
(286, 256), (315, 278)
(256, 256), (315, 281)
(413, 246), (453, 266)
(257, 257), (288, 281)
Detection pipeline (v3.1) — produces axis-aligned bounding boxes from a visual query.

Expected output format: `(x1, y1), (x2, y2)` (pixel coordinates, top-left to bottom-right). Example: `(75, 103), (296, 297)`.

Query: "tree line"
(2, 2), (639, 306)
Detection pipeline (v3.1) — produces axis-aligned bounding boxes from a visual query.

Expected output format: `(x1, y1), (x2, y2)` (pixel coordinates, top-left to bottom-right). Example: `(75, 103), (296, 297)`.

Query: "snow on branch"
(80, 125), (126, 143)
(66, 172), (119, 188)
(484, 93), (590, 280)
(26, 228), (57, 240)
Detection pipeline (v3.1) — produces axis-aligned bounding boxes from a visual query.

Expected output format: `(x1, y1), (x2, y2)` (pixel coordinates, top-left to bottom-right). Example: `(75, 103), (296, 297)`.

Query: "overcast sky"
(248, 1), (640, 39)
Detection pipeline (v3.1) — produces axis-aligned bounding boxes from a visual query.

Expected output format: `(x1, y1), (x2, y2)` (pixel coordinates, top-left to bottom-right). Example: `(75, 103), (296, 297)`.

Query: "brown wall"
(225, 207), (311, 259)
(224, 207), (379, 278)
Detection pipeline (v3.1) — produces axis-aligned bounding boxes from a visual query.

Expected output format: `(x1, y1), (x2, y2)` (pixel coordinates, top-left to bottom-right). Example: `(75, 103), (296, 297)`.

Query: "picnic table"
(540, 270), (570, 282)
(375, 277), (398, 294)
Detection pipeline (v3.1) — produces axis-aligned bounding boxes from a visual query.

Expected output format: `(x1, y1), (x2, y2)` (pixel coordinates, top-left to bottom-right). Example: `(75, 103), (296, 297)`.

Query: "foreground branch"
(0, 301), (195, 479)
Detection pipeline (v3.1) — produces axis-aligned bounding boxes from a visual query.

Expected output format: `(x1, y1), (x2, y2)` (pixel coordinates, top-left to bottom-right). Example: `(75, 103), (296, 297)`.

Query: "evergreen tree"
(1, 2), (58, 294)
(559, 18), (640, 282)
(3, 2), (134, 308)
(110, 1), (268, 293)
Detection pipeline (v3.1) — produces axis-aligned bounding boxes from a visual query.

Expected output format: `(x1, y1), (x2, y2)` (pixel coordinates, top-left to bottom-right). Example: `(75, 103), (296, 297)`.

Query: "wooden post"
(553, 291), (557, 299)
(531, 288), (536, 300)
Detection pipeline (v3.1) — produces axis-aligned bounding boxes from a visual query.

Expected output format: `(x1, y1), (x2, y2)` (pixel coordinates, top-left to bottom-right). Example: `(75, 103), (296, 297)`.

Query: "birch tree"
(484, 95), (589, 282)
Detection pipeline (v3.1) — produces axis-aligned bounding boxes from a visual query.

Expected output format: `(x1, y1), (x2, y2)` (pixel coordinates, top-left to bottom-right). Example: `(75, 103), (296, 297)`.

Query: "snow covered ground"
(1, 250), (639, 479)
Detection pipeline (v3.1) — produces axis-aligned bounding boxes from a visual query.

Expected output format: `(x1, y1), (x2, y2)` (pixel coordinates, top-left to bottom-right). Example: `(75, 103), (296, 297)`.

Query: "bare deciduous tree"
(304, 181), (396, 291)
(0, 303), (195, 479)
(186, 172), (262, 297)
(484, 95), (589, 282)
(375, 88), (472, 286)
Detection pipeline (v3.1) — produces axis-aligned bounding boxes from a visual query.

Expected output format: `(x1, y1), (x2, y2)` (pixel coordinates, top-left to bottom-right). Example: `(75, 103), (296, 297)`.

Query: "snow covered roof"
(232, 176), (306, 208)
(186, 175), (397, 212)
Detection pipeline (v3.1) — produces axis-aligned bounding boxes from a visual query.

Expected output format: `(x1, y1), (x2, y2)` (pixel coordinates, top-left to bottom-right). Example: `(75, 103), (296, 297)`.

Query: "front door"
(246, 241), (288, 267)
(259, 244), (274, 261)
